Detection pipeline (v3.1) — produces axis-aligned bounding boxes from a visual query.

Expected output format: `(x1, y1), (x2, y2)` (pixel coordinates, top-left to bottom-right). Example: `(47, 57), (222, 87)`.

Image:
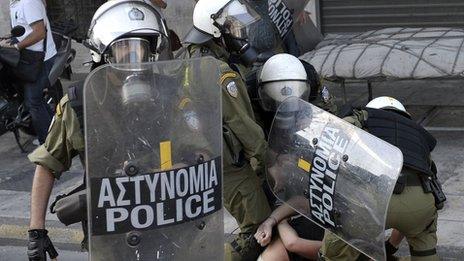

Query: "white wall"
(0, 0), (11, 34)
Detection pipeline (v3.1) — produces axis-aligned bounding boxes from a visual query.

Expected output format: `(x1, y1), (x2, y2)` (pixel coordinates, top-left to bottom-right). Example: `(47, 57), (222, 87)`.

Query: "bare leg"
(261, 237), (290, 261)
(30, 165), (55, 229)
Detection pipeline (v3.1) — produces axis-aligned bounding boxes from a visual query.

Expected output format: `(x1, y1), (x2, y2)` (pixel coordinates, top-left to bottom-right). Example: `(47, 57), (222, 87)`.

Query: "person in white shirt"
(0, 0), (57, 144)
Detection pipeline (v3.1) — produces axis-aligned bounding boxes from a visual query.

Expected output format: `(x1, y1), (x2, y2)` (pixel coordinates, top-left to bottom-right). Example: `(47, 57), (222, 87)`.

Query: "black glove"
(27, 229), (58, 261)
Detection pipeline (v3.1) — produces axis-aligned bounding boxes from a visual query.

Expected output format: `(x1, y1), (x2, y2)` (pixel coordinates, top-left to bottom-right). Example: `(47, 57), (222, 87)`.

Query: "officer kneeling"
(320, 97), (446, 261)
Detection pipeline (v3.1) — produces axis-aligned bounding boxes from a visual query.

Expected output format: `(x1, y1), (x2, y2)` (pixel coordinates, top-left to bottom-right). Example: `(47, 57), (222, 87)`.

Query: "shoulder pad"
(219, 71), (239, 86)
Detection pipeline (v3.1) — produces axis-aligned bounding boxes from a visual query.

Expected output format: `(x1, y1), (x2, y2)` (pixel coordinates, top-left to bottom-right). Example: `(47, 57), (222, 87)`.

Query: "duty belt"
(393, 170), (422, 194)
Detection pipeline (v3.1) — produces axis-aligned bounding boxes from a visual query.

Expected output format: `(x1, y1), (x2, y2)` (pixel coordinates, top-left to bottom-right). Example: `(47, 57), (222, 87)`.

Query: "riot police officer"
(249, 53), (335, 209)
(251, 54), (327, 261)
(319, 97), (445, 261)
(26, 1), (173, 260)
(256, 53), (337, 135)
(183, 0), (272, 260)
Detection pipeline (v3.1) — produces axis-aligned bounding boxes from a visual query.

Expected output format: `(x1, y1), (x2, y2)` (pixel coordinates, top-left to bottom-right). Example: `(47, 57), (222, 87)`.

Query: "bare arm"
(255, 196), (307, 246)
(277, 219), (322, 260)
(16, 20), (46, 50)
(29, 165), (55, 229)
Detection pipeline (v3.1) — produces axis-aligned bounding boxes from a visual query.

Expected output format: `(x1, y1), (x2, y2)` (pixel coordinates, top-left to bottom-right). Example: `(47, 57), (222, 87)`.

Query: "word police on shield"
(268, 0), (294, 38)
(92, 158), (222, 235)
(296, 124), (349, 229)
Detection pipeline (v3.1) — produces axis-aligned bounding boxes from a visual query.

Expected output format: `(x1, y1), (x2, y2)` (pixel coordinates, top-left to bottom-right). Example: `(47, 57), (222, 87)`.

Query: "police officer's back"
(319, 97), (445, 261)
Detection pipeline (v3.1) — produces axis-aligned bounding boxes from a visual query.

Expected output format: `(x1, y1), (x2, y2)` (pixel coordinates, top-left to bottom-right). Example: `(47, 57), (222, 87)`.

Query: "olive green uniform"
(319, 110), (439, 261)
(29, 95), (84, 178)
(187, 41), (271, 260)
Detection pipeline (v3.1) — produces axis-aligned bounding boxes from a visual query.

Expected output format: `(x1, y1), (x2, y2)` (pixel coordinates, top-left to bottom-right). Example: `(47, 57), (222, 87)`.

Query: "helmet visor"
(109, 38), (152, 64)
(214, 0), (262, 40)
(259, 80), (310, 111)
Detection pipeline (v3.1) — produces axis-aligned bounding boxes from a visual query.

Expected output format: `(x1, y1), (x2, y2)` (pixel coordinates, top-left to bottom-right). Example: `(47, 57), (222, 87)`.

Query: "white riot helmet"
(87, 0), (170, 64)
(184, 0), (260, 43)
(366, 96), (410, 117)
(183, 0), (230, 44)
(258, 54), (310, 111)
(184, 0), (280, 66)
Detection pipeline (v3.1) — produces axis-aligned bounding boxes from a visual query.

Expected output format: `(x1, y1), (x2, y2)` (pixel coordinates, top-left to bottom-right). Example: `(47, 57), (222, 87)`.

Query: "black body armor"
(364, 108), (436, 176)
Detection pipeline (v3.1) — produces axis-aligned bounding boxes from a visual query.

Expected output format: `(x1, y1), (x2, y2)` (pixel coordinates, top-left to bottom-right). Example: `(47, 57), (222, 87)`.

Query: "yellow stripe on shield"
(298, 158), (312, 172)
(160, 141), (172, 170)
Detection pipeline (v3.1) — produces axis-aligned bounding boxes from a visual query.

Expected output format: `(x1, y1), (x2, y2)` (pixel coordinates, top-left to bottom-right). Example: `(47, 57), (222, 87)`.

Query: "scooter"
(0, 23), (76, 152)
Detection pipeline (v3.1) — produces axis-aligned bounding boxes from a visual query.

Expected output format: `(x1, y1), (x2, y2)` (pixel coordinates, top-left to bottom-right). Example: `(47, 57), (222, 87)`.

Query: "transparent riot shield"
(84, 57), (223, 260)
(266, 97), (403, 260)
(267, 0), (309, 38)
(266, 0), (292, 39)
(267, 0), (320, 54)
